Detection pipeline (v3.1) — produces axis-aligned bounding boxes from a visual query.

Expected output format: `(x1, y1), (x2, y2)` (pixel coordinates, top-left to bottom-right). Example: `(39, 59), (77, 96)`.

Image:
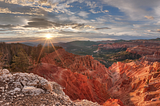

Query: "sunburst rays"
(34, 36), (65, 72)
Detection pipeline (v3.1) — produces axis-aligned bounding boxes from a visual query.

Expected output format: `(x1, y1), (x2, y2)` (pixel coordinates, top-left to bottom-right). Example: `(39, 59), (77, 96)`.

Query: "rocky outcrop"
(41, 49), (112, 85)
(107, 61), (160, 106)
(127, 45), (160, 62)
(126, 45), (160, 55)
(98, 43), (136, 50)
(0, 69), (101, 106)
(103, 99), (124, 106)
(98, 39), (160, 52)
(97, 40), (160, 62)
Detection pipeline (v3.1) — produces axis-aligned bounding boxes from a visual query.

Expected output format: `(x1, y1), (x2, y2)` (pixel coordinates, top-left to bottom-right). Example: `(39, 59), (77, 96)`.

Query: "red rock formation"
(98, 41), (160, 62)
(32, 63), (111, 105)
(98, 42), (137, 50)
(97, 40), (160, 62)
(103, 99), (124, 106)
(98, 39), (160, 50)
(107, 61), (160, 106)
(127, 45), (160, 62)
(41, 49), (112, 85)
(126, 45), (160, 55)
(32, 48), (160, 106)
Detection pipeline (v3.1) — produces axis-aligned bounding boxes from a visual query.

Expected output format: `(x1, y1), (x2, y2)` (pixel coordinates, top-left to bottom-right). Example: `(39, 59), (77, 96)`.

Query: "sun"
(46, 34), (52, 39)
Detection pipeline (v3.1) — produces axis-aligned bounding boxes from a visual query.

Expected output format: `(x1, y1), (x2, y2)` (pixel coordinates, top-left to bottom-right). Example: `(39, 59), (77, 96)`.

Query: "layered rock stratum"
(32, 63), (111, 105)
(32, 48), (160, 106)
(97, 39), (160, 62)
(107, 61), (160, 106)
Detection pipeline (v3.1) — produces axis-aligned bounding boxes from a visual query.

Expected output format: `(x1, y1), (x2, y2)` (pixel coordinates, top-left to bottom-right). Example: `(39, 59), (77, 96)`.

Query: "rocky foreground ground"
(0, 69), (101, 106)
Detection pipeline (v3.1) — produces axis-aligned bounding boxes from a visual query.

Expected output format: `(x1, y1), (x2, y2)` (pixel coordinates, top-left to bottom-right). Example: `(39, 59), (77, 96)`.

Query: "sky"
(0, 0), (160, 43)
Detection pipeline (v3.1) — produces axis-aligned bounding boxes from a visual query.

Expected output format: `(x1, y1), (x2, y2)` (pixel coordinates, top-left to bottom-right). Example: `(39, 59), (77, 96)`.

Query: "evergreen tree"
(0, 51), (3, 69)
(31, 44), (44, 64)
(11, 48), (31, 72)
(0, 51), (7, 69)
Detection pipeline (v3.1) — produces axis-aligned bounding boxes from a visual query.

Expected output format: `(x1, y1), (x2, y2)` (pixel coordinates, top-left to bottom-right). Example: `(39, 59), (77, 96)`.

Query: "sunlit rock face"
(32, 63), (111, 105)
(38, 49), (114, 104)
(41, 48), (108, 73)
(0, 69), (101, 106)
(33, 48), (160, 106)
(108, 61), (160, 106)
(41, 49), (112, 85)
(103, 99), (124, 106)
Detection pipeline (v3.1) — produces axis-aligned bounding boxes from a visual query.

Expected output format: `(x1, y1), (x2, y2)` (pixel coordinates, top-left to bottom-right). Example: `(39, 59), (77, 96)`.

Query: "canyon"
(1, 39), (160, 106)
(97, 39), (160, 63)
(31, 46), (160, 106)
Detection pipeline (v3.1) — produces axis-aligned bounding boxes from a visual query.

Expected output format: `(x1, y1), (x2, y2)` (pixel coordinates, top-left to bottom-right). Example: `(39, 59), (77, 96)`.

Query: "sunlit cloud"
(157, 29), (160, 32)
(144, 16), (154, 20)
(78, 11), (89, 18)
(0, 0), (160, 43)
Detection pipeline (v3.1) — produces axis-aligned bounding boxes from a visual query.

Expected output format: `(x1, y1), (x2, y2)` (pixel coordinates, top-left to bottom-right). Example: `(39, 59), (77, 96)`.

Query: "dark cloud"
(23, 18), (54, 28)
(95, 27), (111, 30)
(23, 18), (86, 29)
(0, 24), (15, 28)
(72, 24), (84, 29)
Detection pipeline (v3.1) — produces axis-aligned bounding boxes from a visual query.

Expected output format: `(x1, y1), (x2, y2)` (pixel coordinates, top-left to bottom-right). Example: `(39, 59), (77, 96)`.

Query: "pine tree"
(0, 52), (3, 69)
(11, 48), (31, 72)
(0, 51), (7, 70)
(31, 44), (44, 64)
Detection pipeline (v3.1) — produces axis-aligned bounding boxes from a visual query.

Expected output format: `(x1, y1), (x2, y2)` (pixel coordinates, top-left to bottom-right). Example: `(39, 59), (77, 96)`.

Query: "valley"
(1, 38), (160, 106)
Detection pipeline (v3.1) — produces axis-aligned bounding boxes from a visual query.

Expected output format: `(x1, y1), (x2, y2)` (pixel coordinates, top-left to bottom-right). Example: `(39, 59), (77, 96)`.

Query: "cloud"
(144, 16), (154, 20)
(84, 25), (95, 28)
(157, 29), (160, 32)
(90, 9), (101, 14)
(23, 18), (55, 28)
(90, 9), (109, 14)
(78, 11), (89, 18)
(71, 24), (84, 29)
(58, 30), (159, 40)
(146, 29), (160, 33)
(103, 10), (109, 13)
(95, 27), (111, 30)
(0, 2), (46, 16)
(102, 0), (160, 20)
(0, 0), (160, 42)
(23, 18), (90, 30)
(0, 24), (16, 28)
(85, 1), (97, 8)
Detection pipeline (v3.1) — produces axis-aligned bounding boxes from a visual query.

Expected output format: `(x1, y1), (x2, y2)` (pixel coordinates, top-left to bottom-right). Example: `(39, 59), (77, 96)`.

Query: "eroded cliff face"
(41, 49), (112, 85)
(98, 40), (160, 51)
(127, 45), (160, 62)
(108, 61), (160, 106)
(32, 48), (160, 106)
(103, 99), (124, 106)
(98, 43), (136, 50)
(32, 63), (111, 105)
(98, 40), (160, 62)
